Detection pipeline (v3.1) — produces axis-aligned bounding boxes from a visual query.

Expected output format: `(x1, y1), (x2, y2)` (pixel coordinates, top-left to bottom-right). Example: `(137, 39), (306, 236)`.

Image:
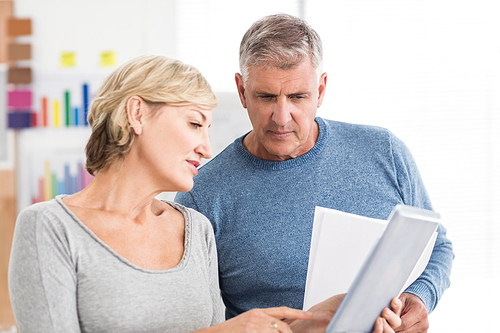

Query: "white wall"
(13, 0), (178, 70)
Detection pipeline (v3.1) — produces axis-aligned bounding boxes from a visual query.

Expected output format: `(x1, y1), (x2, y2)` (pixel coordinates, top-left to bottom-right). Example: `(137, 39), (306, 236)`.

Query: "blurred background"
(1, 0), (499, 331)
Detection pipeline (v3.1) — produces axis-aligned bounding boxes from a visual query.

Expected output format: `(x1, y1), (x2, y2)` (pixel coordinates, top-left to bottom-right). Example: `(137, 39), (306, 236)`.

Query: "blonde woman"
(8, 55), (312, 333)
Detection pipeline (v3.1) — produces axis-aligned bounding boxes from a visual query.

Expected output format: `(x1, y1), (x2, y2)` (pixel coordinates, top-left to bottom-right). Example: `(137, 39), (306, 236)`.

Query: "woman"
(8, 55), (401, 333)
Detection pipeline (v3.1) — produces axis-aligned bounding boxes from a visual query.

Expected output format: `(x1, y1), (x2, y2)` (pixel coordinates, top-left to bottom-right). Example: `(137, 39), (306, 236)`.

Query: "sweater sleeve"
(8, 207), (81, 332)
(390, 134), (454, 313)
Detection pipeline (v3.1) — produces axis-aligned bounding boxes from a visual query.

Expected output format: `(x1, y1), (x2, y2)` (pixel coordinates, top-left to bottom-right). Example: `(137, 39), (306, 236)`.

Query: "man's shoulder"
(322, 117), (389, 134)
(321, 118), (394, 145)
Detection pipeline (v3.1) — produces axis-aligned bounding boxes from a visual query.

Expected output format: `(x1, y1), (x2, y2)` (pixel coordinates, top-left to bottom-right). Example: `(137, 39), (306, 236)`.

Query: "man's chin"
(260, 145), (298, 161)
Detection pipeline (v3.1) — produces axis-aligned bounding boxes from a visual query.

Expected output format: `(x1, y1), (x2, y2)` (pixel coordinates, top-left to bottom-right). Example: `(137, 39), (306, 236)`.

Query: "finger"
(391, 298), (403, 317)
(262, 306), (314, 321)
(372, 317), (386, 333)
(382, 317), (397, 333)
(374, 317), (398, 333)
(272, 319), (293, 333)
(382, 307), (402, 328)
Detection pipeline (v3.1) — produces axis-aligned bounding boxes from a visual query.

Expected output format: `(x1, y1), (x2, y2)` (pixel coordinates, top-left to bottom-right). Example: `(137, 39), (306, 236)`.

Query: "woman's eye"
(190, 122), (202, 128)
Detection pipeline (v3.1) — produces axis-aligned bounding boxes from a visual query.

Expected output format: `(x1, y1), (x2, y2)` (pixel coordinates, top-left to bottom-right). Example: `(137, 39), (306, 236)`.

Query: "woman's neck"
(66, 158), (165, 221)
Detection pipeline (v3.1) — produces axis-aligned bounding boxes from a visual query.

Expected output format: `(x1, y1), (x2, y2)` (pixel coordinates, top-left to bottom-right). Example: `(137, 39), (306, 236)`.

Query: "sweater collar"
(235, 117), (328, 171)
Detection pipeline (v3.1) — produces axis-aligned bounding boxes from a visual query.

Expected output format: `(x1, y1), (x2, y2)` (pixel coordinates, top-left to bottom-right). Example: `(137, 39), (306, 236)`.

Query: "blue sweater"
(175, 117), (453, 319)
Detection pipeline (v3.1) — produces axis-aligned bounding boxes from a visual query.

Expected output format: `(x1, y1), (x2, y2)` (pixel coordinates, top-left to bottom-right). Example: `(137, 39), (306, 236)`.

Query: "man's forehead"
(247, 59), (315, 74)
(246, 64), (316, 92)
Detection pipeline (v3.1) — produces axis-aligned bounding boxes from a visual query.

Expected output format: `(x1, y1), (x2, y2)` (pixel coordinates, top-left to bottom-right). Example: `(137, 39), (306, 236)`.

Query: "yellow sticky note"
(61, 52), (76, 67)
(101, 51), (116, 67)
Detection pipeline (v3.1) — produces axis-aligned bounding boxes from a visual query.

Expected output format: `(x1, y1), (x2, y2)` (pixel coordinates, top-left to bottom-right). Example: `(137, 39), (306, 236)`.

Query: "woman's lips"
(187, 160), (201, 175)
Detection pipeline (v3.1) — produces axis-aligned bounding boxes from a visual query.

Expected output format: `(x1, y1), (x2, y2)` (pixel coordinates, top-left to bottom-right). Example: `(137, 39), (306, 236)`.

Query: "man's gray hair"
(239, 13), (323, 83)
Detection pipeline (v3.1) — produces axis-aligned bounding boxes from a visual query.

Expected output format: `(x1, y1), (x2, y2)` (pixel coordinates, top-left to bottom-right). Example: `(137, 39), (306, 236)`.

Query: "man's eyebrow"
(254, 91), (277, 96)
(287, 91), (310, 96)
(254, 91), (310, 96)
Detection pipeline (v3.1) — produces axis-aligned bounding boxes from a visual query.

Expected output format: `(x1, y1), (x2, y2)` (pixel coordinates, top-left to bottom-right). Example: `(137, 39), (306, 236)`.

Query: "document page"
(303, 207), (386, 310)
(303, 206), (437, 311)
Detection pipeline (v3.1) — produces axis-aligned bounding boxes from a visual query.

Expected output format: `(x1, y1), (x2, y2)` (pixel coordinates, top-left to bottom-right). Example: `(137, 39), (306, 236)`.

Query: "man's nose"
(271, 97), (292, 126)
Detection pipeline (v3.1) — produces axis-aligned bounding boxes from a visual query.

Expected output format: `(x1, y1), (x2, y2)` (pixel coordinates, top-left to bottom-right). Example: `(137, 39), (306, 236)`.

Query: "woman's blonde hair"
(85, 55), (217, 176)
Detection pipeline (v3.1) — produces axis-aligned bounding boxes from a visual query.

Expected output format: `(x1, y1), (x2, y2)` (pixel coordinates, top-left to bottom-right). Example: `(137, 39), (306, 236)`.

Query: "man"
(176, 13), (453, 333)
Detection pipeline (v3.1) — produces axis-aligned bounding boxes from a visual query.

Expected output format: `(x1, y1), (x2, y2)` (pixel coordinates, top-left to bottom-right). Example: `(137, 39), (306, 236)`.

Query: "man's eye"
(259, 95), (275, 101)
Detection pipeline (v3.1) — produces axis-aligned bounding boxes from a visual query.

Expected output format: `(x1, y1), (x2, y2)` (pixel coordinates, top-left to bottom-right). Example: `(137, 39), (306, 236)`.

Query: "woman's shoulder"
(17, 199), (61, 222)
(166, 200), (209, 222)
(15, 197), (75, 236)
(163, 200), (214, 235)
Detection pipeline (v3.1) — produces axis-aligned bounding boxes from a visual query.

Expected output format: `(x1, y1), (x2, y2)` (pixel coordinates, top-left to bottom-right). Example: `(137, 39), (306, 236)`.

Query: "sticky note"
(7, 67), (32, 84)
(8, 89), (32, 108)
(8, 43), (31, 61)
(101, 51), (116, 67)
(61, 52), (76, 67)
(8, 111), (32, 128)
(7, 18), (32, 36)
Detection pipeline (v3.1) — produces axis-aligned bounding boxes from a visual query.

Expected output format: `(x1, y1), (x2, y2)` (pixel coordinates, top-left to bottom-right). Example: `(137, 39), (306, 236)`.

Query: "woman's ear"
(127, 96), (144, 135)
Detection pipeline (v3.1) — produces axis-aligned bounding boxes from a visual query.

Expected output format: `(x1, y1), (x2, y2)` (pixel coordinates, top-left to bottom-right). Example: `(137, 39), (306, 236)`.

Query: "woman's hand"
(205, 307), (313, 333)
(289, 294), (345, 333)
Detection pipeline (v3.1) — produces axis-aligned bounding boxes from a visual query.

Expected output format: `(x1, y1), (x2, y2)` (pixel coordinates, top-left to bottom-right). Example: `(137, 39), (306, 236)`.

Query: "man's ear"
(127, 96), (144, 135)
(235, 73), (248, 109)
(317, 72), (328, 108)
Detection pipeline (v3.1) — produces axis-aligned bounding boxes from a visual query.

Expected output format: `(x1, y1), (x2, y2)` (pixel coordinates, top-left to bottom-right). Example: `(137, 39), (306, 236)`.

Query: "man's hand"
(373, 298), (402, 333)
(395, 293), (429, 333)
(290, 294), (402, 333)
